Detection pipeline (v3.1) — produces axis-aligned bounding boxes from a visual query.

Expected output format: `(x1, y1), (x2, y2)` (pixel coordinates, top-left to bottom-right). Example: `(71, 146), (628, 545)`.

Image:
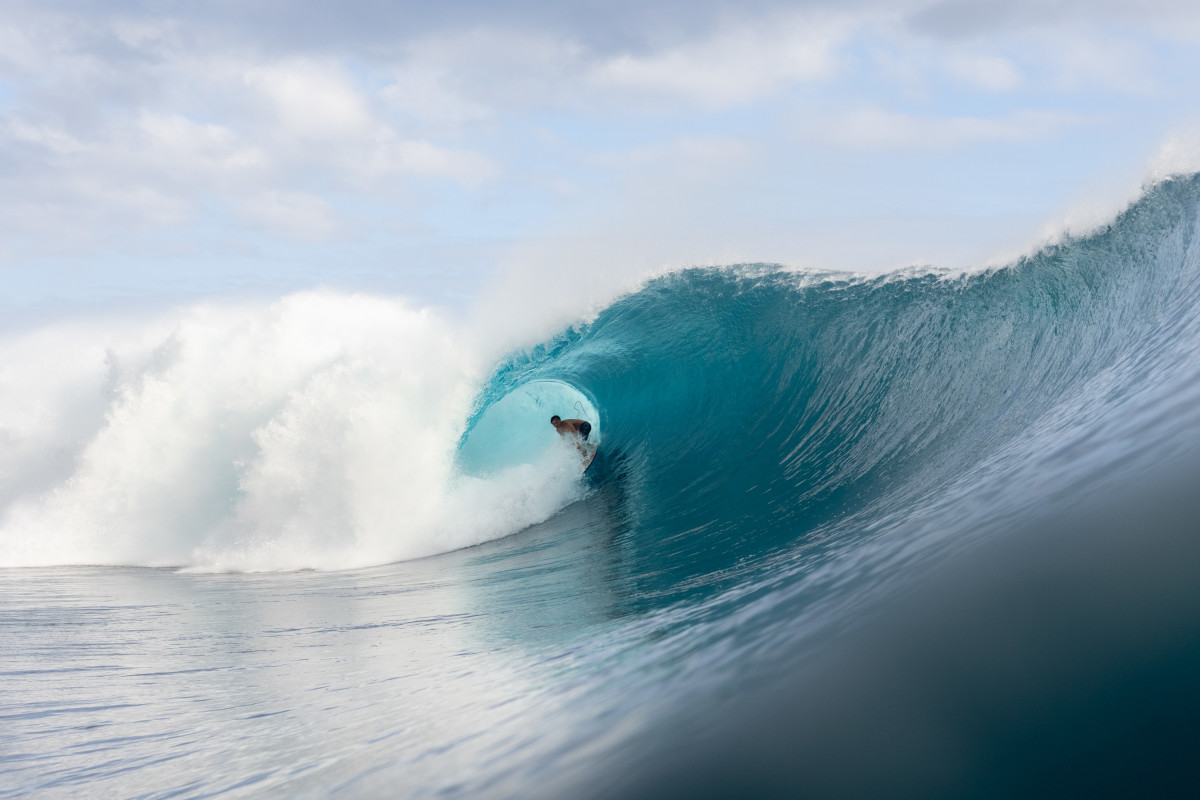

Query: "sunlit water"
(6, 176), (1200, 798)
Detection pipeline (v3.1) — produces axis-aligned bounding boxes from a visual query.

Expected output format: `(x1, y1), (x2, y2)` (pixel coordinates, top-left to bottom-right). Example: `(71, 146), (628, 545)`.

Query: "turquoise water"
(5, 176), (1200, 797)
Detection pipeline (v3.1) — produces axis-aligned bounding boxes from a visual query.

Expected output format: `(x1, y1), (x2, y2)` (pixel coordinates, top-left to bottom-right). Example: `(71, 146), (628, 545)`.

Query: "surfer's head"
(550, 415), (561, 427)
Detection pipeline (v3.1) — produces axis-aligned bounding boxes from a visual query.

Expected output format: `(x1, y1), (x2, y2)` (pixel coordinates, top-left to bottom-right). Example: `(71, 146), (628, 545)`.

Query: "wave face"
(472, 174), (1200, 605)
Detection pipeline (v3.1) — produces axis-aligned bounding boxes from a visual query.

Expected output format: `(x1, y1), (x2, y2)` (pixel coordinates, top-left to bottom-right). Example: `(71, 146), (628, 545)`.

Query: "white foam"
(0, 290), (591, 571)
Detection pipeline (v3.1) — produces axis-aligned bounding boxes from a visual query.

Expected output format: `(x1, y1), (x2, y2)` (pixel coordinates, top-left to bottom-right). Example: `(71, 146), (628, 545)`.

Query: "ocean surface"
(4, 175), (1200, 798)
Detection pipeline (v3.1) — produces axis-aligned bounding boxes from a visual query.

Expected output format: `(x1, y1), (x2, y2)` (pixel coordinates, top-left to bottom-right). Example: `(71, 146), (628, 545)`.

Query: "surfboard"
(582, 445), (598, 472)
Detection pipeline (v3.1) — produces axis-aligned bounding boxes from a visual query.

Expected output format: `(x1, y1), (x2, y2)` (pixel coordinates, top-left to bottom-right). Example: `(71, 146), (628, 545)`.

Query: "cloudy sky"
(4, 0), (1200, 316)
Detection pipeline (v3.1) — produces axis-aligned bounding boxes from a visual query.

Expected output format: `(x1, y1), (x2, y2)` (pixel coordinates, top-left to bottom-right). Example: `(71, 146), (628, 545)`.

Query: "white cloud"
(109, 17), (185, 54)
(591, 15), (850, 108)
(381, 67), (492, 129)
(0, 115), (198, 234)
(0, 21), (42, 76)
(945, 52), (1022, 91)
(0, 39), (501, 257)
(244, 60), (373, 140)
(364, 136), (498, 186)
(387, 29), (586, 117)
(800, 106), (1082, 150)
(4, 117), (84, 154)
(864, 40), (1024, 100)
(1045, 35), (1161, 94)
(0, 109), (268, 235)
(238, 57), (498, 187)
(587, 136), (753, 178)
(236, 190), (339, 240)
(906, 0), (1200, 39)
(135, 112), (266, 174)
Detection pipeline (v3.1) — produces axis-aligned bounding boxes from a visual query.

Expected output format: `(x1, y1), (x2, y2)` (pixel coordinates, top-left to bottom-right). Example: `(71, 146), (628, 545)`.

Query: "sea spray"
(0, 291), (591, 570)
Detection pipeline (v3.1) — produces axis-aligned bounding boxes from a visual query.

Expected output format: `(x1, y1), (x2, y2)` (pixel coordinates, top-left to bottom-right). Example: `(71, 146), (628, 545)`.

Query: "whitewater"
(0, 293), (592, 571)
(4, 175), (1200, 797)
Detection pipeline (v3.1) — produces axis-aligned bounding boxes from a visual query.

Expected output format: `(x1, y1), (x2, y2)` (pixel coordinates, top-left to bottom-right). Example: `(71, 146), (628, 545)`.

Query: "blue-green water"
(4, 177), (1200, 797)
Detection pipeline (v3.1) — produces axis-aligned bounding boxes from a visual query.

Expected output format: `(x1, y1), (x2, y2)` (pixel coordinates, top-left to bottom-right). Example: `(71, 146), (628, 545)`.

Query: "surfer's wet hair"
(550, 415), (561, 424)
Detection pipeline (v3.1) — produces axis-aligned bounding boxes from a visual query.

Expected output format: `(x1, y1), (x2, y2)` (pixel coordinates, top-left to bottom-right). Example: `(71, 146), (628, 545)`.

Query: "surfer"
(552, 414), (596, 470)
(550, 415), (591, 441)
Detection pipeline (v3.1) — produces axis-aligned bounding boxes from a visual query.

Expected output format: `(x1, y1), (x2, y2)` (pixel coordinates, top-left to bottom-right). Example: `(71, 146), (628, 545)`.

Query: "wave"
(2, 174), (1200, 575)
(469, 173), (1200, 594)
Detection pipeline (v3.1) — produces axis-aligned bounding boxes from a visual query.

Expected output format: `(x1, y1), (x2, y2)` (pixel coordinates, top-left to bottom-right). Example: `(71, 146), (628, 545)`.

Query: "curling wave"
(470, 173), (1200, 596)
(3, 175), (1200, 581)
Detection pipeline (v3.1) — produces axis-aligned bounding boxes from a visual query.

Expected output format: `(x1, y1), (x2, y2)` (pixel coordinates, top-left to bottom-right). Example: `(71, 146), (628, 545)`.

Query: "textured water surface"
(5, 176), (1200, 797)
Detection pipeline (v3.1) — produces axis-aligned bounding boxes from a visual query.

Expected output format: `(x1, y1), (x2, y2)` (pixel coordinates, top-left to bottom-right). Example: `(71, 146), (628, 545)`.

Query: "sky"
(4, 0), (1200, 319)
